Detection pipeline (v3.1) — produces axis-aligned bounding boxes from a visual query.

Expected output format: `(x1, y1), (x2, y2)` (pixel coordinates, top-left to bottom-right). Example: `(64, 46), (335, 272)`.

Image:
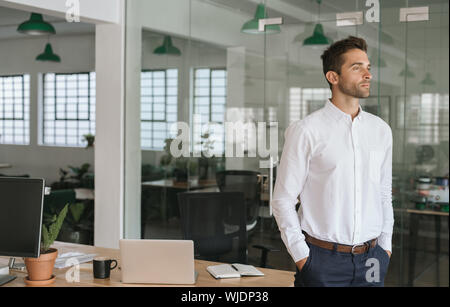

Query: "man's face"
(336, 48), (372, 98)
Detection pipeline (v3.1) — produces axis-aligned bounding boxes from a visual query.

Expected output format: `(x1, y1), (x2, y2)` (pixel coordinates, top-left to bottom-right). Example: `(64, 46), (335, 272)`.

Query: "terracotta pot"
(24, 248), (58, 281)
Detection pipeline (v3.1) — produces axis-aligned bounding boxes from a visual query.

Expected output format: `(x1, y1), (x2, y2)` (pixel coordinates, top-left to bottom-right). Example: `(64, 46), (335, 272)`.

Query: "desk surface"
(393, 207), (449, 216)
(406, 208), (449, 216)
(1, 242), (294, 287)
(142, 179), (217, 190)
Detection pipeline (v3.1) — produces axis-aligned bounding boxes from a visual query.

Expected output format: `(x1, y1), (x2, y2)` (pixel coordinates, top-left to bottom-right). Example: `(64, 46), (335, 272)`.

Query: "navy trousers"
(294, 241), (390, 287)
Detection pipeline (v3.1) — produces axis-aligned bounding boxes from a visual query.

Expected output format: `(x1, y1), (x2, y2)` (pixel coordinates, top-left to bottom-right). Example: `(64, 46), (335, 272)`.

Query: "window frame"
(0, 74), (30, 145)
(141, 68), (178, 151)
(41, 71), (96, 148)
(192, 67), (227, 155)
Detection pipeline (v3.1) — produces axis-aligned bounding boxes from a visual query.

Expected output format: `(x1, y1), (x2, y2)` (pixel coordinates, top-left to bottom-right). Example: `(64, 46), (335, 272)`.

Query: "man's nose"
(364, 70), (372, 80)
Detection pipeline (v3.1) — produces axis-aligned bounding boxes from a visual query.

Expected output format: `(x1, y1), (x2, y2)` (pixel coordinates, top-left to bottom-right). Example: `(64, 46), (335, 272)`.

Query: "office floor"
(143, 216), (449, 287)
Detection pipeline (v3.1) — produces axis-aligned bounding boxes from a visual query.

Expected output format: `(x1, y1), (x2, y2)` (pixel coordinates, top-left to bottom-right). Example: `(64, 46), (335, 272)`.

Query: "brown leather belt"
(304, 233), (377, 254)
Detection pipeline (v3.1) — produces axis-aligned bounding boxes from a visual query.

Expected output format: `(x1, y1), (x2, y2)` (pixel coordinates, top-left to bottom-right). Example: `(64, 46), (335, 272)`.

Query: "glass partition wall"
(125, 0), (449, 286)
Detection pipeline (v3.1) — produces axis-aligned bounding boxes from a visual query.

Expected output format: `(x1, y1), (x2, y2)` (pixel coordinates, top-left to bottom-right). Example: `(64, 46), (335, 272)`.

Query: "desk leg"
(161, 188), (168, 222)
(435, 215), (441, 287)
(408, 213), (420, 287)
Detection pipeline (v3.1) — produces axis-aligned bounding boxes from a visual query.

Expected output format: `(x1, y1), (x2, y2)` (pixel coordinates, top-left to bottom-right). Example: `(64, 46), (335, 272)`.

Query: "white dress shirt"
(272, 100), (394, 263)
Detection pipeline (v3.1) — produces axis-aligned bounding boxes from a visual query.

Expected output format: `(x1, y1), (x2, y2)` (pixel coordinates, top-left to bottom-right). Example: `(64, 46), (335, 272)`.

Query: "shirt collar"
(325, 100), (364, 122)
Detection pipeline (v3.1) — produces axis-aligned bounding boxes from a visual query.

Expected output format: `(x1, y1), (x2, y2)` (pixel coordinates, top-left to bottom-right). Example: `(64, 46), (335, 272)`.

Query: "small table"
(407, 208), (449, 286)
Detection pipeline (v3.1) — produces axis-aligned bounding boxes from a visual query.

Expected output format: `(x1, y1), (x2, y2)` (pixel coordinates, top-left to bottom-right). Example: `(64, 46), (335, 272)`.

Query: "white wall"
(0, 34), (95, 183)
(0, 0), (120, 24)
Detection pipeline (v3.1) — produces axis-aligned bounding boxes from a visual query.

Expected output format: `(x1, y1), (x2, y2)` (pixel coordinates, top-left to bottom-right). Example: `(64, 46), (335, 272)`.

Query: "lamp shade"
(303, 23), (333, 46)
(399, 64), (415, 78)
(420, 73), (436, 86)
(36, 43), (61, 62)
(153, 36), (181, 56)
(17, 13), (56, 35)
(241, 4), (281, 34)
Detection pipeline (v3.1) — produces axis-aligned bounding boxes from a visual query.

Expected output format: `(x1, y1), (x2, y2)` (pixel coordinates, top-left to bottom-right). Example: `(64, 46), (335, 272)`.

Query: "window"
(42, 72), (95, 147)
(141, 69), (178, 150)
(402, 94), (449, 145)
(193, 68), (227, 154)
(289, 88), (331, 123)
(0, 74), (30, 145)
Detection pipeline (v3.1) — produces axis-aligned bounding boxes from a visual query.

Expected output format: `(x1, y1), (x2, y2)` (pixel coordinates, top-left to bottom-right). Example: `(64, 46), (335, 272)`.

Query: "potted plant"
(160, 138), (174, 172)
(83, 133), (95, 148)
(173, 157), (189, 182)
(24, 204), (69, 285)
(198, 132), (215, 180)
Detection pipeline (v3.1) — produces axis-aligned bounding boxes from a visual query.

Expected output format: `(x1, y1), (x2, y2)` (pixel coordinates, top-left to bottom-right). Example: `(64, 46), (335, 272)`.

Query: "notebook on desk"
(207, 263), (264, 279)
(119, 239), (197, 285)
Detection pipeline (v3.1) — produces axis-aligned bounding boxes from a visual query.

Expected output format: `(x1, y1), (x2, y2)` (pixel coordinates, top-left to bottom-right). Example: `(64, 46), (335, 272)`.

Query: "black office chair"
(216, 170), (280, 268)
(177, 191), (248, 264)
(215, 170), (261, 233)
(178, 191), (279, 268)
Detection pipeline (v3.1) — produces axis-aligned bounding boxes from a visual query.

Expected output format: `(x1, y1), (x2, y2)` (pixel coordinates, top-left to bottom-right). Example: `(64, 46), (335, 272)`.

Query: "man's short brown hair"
(321, 36), (368, 88)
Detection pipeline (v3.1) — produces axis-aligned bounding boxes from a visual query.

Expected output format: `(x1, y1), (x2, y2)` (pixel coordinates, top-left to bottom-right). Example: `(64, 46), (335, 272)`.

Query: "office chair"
(215, 170), (261, 233)
(178, 191), (279, 268)
(216, 170), (280, 268)
(178, 191), (248, 264)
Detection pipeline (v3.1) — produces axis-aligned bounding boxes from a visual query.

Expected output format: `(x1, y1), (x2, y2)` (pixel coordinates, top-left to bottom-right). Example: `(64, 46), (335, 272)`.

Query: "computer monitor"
(0, 177), (45, 258)
(0, 177), (45, 286)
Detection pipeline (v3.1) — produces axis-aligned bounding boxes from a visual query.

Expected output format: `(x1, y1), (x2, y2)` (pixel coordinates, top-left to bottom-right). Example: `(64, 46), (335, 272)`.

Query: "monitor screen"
(0, 177), (44, 258)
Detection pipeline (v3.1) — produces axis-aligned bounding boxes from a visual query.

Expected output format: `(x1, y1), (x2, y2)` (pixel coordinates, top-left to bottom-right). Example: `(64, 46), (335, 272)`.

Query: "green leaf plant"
(41, 204), (69, 254)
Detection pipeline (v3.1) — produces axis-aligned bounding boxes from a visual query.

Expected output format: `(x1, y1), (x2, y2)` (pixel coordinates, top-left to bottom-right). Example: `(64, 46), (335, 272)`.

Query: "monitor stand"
(8, 258), (26, 272)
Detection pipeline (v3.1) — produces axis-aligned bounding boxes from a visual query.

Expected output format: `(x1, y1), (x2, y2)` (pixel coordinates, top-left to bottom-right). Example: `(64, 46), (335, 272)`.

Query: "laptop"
(119, 239), (197, 285)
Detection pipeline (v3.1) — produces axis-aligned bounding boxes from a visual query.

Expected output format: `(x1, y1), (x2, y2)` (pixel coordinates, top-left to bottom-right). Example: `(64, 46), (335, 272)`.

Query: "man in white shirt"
(272, 36), (394, 287)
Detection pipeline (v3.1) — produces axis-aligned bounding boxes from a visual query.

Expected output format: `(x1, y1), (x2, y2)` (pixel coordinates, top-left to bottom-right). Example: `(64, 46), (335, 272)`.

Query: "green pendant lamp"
(399, 64), (415, 78)
(241, 3), (281, 34)
(153, 36), (181, 56)
(420, 73), (436, 86)
(303, 0), (332, 46)
(36, 43), (61, 62)
(17, 13), (56, 35)
(303, 24), (333, 45)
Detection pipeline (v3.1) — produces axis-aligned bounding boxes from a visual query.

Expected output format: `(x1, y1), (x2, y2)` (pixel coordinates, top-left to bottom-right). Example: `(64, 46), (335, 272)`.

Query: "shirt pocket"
(369, 150), (384, 184)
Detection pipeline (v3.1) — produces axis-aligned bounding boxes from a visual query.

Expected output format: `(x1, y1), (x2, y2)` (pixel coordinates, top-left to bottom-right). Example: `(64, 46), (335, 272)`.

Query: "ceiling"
(0, 6), (94, 40)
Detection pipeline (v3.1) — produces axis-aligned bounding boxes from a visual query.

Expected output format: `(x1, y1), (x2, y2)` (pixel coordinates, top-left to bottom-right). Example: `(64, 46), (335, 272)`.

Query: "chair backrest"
(43, 189), (76, 215)
(177, 191), (248, 264)
(215, 170), (261, 229)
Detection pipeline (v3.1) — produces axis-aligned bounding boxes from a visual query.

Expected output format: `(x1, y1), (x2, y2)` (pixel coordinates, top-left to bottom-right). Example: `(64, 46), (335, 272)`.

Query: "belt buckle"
(351, 242), (368, 254)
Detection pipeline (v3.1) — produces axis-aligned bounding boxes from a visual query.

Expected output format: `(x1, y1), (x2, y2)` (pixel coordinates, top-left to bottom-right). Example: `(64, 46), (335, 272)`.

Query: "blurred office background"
(0, 0), (448, 286)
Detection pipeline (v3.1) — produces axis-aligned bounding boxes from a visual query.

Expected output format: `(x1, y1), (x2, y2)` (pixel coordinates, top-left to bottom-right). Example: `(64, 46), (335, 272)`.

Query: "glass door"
(400, 10), (449, 286)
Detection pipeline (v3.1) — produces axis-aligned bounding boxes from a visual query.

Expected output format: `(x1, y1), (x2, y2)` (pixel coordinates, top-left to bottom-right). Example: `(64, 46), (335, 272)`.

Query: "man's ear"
(325, 71), (339, 86)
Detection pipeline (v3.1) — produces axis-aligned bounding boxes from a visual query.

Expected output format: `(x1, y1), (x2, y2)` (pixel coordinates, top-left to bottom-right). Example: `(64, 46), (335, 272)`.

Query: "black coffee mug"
(93, 257), (118, 279)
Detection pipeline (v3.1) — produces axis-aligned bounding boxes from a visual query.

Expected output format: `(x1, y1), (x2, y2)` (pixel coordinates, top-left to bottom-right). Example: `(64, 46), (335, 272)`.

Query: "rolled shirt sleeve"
(272, 122), (313, 263)
(378, 125), (395, 253)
